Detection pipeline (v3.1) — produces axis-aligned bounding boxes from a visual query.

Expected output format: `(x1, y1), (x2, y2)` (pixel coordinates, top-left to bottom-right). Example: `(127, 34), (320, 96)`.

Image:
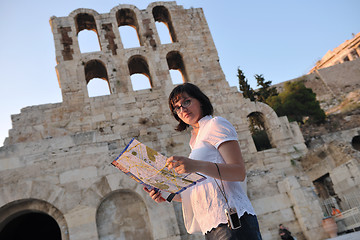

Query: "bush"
(266, 81), (326, 124)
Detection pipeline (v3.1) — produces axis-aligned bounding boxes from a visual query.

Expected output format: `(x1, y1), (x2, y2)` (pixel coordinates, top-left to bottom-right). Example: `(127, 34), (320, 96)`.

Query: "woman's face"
(173, 92), (203, 126)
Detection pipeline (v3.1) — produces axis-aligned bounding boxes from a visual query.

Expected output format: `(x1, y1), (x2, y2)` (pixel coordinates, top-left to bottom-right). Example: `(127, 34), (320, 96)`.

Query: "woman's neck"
(191, 123), (200, 135)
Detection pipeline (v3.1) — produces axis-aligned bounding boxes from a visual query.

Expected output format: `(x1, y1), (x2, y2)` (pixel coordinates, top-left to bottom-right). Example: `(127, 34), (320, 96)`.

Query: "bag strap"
(214, 163), (230, 209)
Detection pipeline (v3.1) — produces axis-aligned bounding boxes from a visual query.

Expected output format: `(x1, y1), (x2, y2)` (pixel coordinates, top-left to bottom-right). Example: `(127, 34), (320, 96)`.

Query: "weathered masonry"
(0, 2), (332, 240)
(309, 32), (360, 74)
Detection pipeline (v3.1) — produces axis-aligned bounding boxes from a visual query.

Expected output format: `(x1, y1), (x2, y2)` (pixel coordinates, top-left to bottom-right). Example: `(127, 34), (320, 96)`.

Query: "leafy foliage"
(266, 81), (326, 124)
(237, 67), (278, 102)
(237, 67), (325, 124)
(238, 67), (276, 151)
(254, 74), (278, 102)
(238, 68), (255, 101)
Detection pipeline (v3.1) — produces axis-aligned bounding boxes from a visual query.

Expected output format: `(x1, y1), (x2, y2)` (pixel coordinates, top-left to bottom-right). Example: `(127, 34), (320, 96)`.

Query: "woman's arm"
(167, 140), (246, 181)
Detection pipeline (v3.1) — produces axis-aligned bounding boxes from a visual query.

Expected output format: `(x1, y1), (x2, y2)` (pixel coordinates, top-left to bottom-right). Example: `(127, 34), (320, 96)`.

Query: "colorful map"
(111, 138), (206, 194)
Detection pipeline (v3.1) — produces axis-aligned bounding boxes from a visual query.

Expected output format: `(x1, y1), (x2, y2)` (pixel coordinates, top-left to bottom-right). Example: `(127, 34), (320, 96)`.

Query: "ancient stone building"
(274, 32), (360, 113)
(274, 39), (360, 236)
(275, 57), (360, 112)
(1, 2), (357, 240)
(309, 32), (360, 74)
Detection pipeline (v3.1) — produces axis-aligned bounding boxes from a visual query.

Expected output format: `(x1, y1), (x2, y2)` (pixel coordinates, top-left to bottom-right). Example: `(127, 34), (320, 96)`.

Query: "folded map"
(111, 138), (206, 197)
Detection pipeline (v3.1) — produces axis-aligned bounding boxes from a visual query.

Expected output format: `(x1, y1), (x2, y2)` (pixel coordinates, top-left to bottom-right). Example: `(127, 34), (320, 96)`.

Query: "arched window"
(75, 13), (101, 53)
(247, 112), (274, 151)
(169, 70), (183, 85)
(78, 30), (100, 53)
(130, 74), (152, 90)
(128, 56), (152, 91)
(96, 190), (153, 240)
(84, 60), (111, 97)
(87, 78), (111, 97)
(0, 199), (67, 240)
(352, 135), (360, 151)
(0, 212), (61, 239)
(116, 9), (141, 48)
(153, 6), (177, 43)
(118, 26), (140, 48)
(166, 51), (187, 84)
(155, 22), (172, 44)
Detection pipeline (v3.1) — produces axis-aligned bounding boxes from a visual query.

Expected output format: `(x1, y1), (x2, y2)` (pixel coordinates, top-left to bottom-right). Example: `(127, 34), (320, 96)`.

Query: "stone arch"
(84, 59), (109, 83)
(78, 54), (119, 94)
(152, 5), (177, 43)
(96, 189), (153, 240)
(128, 55), (153, 90)
(84, 59), (111, 97)
(247, 111), (274, 151)
(240, 100), (294, 148)
(166, 51), (188, 84)
(115, 8), (143, 47)
(74, 12), (98, 34)
(73, 11), (101, 52)
(352, 135), (360, 151)
(69, 8), (100, 19)
(0, 199), (69, 240)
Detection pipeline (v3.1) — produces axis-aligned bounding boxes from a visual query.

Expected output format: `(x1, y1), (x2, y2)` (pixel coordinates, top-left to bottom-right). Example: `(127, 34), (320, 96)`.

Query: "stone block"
(28, 181), (64, 204)
(84, 145), (108, 155)
(49, 136), (75, 149)
(92, 113), (107, 123)
(279, 176), (301, 193)
(265, 160), (292, 170)
(60, 166), (98, 184)
(72, 132), (95, 145)
(65, 205), (97, 229)
(279, 208), (296, 222)
(263, 155), (284, 165)
(0, 157), (23, 170)
(106, 173), (122, 191)
(252, 194), (291, 215)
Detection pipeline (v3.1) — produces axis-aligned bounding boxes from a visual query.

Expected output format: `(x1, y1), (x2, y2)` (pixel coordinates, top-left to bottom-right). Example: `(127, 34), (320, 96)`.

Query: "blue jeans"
(205, 213), (262, 240)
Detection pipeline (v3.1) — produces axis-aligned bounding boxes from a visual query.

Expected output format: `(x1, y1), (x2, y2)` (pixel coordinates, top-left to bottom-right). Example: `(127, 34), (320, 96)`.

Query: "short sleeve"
(204, 117), (238, 149)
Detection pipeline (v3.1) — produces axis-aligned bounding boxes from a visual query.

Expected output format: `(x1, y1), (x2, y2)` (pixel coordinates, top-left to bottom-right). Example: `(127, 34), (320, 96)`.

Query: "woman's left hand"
(166, 141), (246, 181)
(166, 156), (199, 174)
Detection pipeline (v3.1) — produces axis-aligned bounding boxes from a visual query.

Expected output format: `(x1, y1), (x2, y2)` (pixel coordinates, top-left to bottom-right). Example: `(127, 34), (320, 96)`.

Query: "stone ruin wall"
(273, 44), (360, 237)
(0, 2), (339, 240)
(308, 32), (360, 74)
(275, 58), (360, 111)
(301, 127), (360, 207)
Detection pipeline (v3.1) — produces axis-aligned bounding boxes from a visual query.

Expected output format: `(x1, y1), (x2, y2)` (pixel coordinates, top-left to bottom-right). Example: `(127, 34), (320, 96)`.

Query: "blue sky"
(1, 0), (360, 146)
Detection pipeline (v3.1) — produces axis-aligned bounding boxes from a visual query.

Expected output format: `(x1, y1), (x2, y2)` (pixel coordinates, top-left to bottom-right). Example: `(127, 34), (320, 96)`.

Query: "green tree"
(254, 74), (278, 102)
(266, 81), (326, 124)
(237, 68), (277, 103)
(237, 67), (255, 101)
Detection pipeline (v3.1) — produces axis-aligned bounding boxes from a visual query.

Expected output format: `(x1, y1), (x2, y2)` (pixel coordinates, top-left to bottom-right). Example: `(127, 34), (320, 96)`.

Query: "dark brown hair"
(168, 83), (213, 131)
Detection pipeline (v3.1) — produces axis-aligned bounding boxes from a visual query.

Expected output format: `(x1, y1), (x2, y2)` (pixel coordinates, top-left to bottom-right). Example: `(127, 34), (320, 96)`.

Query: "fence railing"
(321, 191), (360, 233)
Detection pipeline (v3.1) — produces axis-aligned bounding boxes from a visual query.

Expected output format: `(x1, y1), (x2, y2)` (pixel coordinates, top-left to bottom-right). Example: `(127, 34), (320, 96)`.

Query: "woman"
(144, 83), (262, 240)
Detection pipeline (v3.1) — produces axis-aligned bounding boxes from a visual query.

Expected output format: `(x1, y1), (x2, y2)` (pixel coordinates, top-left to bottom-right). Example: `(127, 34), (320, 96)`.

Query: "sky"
(1, 0), (360, 146)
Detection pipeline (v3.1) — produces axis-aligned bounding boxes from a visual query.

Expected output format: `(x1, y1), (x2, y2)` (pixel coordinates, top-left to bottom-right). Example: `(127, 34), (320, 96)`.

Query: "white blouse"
(181, 115), (256, 234)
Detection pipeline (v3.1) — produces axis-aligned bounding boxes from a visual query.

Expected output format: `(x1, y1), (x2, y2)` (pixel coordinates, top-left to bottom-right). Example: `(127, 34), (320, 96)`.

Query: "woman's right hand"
(143, 187), (166, 203)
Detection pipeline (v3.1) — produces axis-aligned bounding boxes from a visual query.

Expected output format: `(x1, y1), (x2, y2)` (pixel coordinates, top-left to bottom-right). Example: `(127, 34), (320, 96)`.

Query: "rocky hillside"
(300, 89), (360, 146)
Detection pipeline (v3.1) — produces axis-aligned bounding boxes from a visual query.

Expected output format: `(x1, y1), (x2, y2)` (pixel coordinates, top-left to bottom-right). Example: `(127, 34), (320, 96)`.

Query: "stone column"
(278, 176), (326, 240)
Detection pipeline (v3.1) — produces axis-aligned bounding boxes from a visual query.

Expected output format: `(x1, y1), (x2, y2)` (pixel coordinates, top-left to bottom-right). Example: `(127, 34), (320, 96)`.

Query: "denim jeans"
(205, 213), (262, 240)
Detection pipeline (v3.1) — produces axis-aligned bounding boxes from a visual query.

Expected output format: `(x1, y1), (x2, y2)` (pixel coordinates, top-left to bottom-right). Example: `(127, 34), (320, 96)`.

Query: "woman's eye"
(184, 100), (191, 106)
